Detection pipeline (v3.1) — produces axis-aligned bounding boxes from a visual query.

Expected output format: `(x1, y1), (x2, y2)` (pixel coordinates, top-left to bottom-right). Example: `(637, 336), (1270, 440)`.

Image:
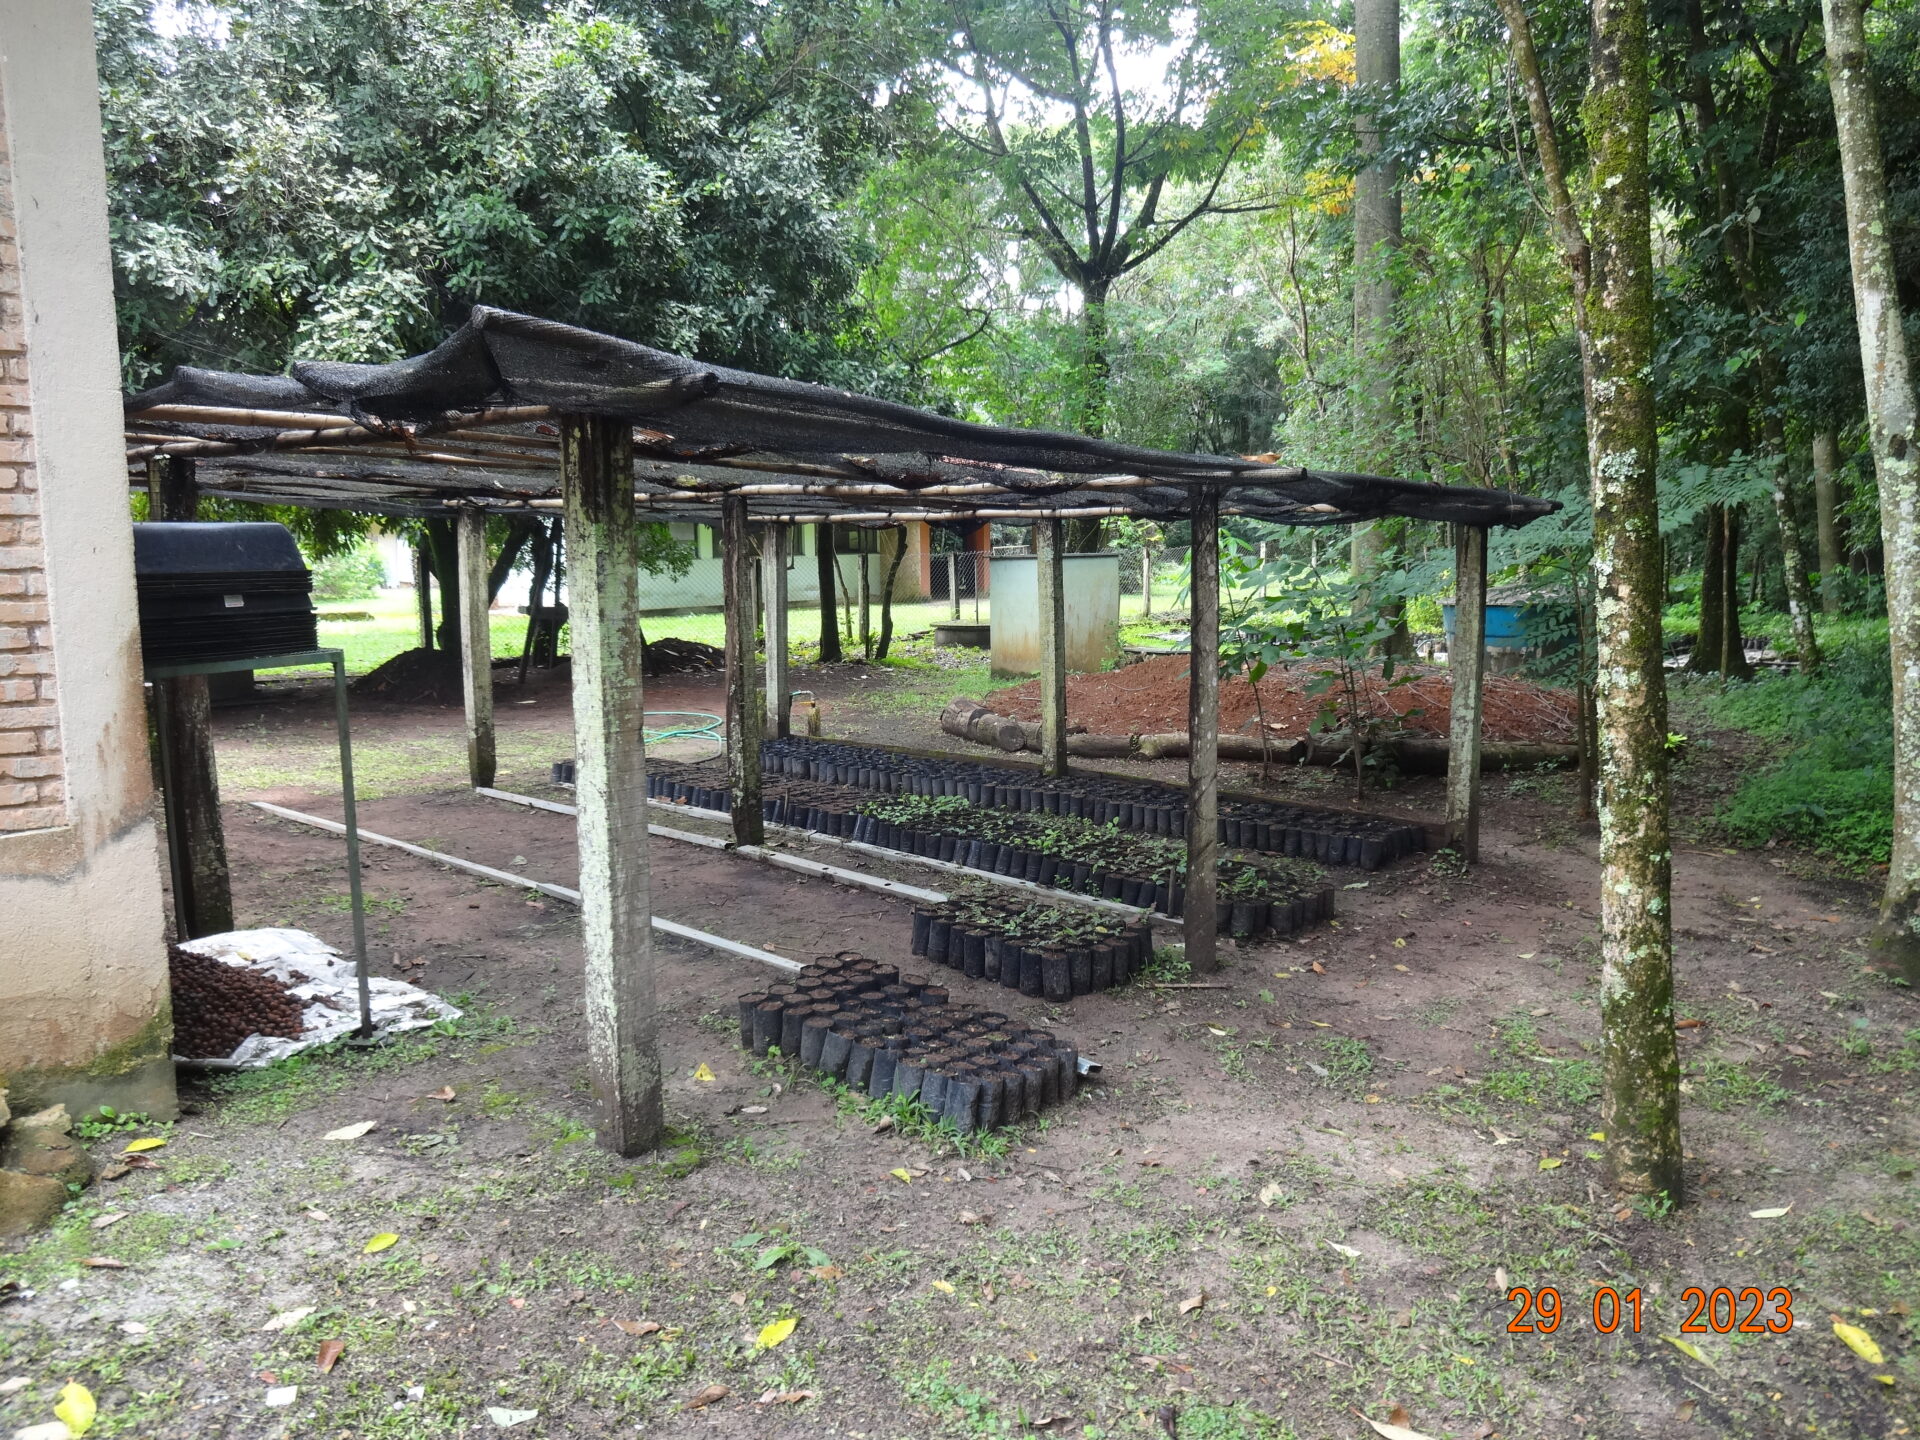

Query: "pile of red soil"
(985, 654), (1578, 743)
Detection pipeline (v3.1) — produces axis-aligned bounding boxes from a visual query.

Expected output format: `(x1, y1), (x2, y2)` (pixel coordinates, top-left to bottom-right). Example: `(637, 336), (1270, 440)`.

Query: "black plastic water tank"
(133, 522), (317, 667)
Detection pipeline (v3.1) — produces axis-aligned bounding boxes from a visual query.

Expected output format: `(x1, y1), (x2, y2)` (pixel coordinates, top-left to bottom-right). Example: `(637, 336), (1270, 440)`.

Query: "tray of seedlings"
(912, 889), (1153, 997)
(759, 736), (1423, 869)
(736, 954), (1081, 1134)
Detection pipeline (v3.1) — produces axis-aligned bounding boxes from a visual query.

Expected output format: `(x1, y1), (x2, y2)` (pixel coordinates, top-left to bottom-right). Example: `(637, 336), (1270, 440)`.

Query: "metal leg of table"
(332, 655), (372, 1036)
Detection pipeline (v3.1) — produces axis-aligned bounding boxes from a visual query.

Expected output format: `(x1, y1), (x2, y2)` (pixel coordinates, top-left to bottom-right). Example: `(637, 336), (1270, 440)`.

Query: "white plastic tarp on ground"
(174, 928), (461, 1069)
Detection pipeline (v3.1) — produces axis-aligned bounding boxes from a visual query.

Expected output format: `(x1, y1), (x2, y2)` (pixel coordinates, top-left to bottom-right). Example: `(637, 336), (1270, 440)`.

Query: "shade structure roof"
(126, 307), (1561, 530)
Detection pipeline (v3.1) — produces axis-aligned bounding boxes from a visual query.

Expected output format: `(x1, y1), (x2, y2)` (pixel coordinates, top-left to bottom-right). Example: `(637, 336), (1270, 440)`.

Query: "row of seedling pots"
(912, 895), (1152, 998)
(735, 954), (1079, 1134)
(760, 737), (1423, 869)
(780, 786), (1331, 938)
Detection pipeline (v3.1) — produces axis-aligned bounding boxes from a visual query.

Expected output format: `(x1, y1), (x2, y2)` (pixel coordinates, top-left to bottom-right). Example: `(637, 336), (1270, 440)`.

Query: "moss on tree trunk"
(1583, 0), (1684, 1200)
(1822, 0), (1920, 981)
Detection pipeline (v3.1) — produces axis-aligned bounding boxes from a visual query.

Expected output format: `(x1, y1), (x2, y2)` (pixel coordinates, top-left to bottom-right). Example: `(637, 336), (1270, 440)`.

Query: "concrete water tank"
(989, 553), (1120, 678)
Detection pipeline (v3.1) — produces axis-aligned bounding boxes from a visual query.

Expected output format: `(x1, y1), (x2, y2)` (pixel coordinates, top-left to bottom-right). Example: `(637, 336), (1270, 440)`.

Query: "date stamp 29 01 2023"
(1507, 1285), (1795, 1336)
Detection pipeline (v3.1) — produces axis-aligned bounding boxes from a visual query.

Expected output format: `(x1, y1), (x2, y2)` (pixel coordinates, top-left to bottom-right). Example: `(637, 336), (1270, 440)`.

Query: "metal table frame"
(145, 647), (371, 1035)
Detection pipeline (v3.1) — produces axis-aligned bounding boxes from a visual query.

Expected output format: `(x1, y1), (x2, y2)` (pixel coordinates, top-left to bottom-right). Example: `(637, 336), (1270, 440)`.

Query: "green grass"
(288, 592), (1016, 679)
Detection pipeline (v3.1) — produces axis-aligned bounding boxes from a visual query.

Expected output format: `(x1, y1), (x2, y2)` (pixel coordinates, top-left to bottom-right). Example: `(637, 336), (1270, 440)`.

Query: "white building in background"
(371, 520), (947, 615)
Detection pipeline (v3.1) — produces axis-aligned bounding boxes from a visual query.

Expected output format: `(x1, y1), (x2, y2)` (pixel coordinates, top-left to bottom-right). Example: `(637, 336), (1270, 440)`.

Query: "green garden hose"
(643, 710), (725, 759)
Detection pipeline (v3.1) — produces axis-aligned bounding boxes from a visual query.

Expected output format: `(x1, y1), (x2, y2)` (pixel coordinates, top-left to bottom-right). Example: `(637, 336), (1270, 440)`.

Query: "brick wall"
(0, 120), (64, 834)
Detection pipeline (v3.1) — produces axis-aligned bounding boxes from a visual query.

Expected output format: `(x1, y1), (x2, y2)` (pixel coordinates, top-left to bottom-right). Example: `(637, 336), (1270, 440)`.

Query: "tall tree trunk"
(1767, 444), (1823, 668)
(1351, 0), (1412, 658)
(875, 526), (910, 660)
(815, 525), (842, 662)
(518, 519), (556, 685)
(1812, 430), (1845, 614)
(1583, 0), (1682, 1201)
(414, 540), (435, 651)
(1066, 275), (1113, 555)
(423, 518), (461, 655)
(1822, 0), (1920, 979)
(1690, 506), (1726, 673)
(1501, 0), (1683, 1199)
(1720, 505), (1753, 679)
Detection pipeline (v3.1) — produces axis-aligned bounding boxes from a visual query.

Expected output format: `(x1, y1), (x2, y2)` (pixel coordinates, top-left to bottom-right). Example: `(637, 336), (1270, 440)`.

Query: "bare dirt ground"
(2, 657), (1916, 1440)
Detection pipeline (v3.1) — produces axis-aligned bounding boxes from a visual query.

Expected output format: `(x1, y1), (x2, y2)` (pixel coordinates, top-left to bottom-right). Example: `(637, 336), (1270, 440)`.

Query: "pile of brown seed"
(168, 945), (306, 1059)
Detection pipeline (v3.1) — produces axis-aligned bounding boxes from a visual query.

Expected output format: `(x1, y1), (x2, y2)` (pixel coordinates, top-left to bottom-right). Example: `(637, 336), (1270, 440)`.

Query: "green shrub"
(311, 543), (386, 601)
(1706, 624), (1893, 868)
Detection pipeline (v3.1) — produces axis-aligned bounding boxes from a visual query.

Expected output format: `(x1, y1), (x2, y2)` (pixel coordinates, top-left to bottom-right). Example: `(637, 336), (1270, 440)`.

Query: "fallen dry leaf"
(122, 1137), (167, 1154)
(1309, 961), (1326, 975)
(90, 1212), (128, 1230)
(1675, 1398), (1697, 1421)
(1364, 1417), (1442, 1440)
(263, 1306), (316, 1332)
(611, 1319), (661, 1337)
(684, 1383), (729, 1410)
(316, 1339), (345, 1373)
(79, 1257), (128, 1270)
(1834, 1321), (1885, 1366)
(96, 1162), (132, 1182)
(425, 1087), (456, 1102)
(1674, 1018), (1705, 1030)
(959, 1210), (991, 1226)
(1178, 1293), (1206, 1315)
(508, 1297), (526, 1310)
(807, 1264), (843, 1281)
(1786, 1043), (1814, 1058)
(754, 1389), (817, 1405)
(1030, 1414), (1076, 1430)
(1258, 1182), (1286, 1207)
(323, 1121), (377, 1142)
(871, 1115), (895, 1134)
(1662, 1334), (1714, 1368)
(1388, 1406), (1413, 1427)
(55, 1381), (96, 1437)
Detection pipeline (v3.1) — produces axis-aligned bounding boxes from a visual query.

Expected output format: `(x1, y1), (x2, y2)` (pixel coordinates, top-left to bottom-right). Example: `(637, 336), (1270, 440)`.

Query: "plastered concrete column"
(0, 2), (175, 1118)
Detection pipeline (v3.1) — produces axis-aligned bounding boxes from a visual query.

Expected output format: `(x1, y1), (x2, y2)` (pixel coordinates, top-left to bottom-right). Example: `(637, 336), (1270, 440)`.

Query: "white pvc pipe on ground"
(251, 801), (804, 975)
(473, 786), (949, 907)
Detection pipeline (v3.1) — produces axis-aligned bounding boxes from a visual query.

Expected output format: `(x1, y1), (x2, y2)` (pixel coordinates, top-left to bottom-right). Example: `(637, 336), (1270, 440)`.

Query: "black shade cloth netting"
(127, 307), (1560, 529)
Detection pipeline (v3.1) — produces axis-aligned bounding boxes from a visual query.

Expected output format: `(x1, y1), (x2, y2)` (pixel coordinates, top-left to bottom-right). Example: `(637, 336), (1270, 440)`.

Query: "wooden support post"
(1447, 524), (1489, 861)
(762, 522), (790, 739)
(146, 454), (233, 940)
(1036, 517), (1068, 778)
(456, 508), (496, 789)
(414, 541), (434, 650)
(562, 414), (662, 1155)
(722, 495), (765, 846)
(1186, 486), (1222, 974)
(949, 552), (961, 620)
